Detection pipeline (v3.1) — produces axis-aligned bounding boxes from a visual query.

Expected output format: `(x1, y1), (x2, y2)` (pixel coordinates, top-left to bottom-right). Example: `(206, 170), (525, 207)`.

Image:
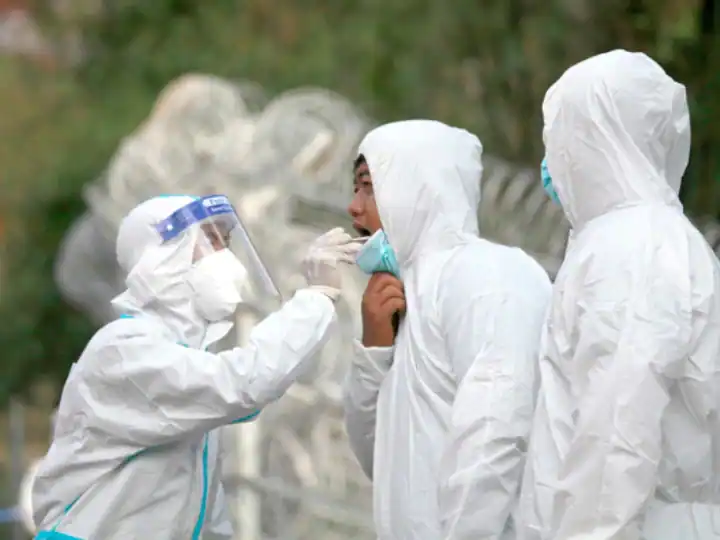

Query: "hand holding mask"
(355, 229), (404, 346)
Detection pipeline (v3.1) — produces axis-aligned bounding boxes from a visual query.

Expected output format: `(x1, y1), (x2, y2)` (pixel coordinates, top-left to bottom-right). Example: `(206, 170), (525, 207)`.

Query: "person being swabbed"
(32, 194), (361, 539)
(343, 120), (552, 540)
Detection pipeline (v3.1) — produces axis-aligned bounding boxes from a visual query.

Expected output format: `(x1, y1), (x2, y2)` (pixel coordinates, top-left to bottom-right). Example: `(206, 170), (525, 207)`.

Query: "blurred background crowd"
(0, 1), (719, 538)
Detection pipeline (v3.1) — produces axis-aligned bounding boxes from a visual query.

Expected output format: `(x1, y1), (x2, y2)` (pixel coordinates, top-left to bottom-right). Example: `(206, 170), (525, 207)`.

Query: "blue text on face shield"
(355, 229), (401, 278)
(541, 157), (561, 205)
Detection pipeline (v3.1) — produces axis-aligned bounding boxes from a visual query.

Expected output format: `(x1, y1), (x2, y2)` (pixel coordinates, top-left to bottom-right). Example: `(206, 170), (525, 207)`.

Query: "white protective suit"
(343, 120), (553, 539)
(518, 50), (720, 540)
(33, 196), (341, 539)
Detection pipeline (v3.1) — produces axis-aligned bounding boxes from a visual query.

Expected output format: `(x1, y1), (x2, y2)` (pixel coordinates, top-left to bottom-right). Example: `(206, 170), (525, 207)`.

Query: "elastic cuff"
(305, 285), (340, 302)
(352, 339), (394, 373)
(294, 287), (338, 309)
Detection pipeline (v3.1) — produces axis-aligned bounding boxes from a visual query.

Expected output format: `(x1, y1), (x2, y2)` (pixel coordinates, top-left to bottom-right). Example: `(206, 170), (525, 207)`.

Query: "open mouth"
(353, 224), (371, 237)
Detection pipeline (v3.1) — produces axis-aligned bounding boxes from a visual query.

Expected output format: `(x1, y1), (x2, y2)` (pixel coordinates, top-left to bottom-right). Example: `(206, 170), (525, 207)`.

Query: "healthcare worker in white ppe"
(32, 194), (360, 539)
(519, 50), (720, 540)
(344, 120), (552, 539)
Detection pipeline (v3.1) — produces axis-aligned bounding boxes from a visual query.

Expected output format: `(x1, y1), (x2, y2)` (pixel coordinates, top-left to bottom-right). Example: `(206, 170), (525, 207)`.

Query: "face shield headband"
(154, 194), (281, 301)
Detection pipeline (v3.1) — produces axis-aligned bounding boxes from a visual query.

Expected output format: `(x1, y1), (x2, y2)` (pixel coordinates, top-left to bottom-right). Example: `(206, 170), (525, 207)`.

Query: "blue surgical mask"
(541, 157), (561, 205)
(355, 229), (401, 278)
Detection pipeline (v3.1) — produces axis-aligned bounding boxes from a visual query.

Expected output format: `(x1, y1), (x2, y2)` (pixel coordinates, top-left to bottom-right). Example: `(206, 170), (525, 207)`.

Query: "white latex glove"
(302, 227), (363, 301)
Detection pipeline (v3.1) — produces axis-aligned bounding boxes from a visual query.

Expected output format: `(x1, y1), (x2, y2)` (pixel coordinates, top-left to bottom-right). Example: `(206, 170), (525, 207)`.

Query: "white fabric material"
(115, 195), (197, 274)
(302, 226), (363, 301)
(32, 196), (338, 539)
(343, 120), (552, 539)
(19, 459), (40, 534)
(187, 248), (249, 322)
(518, 50), (720, 540)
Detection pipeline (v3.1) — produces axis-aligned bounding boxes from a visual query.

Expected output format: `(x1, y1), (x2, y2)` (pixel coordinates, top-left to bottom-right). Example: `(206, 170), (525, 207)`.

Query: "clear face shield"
(154, 195), (281, 308)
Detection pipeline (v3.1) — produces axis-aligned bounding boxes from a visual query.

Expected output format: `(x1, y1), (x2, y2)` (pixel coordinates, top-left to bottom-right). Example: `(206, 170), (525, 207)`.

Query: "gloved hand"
(302, 227), (363, 301)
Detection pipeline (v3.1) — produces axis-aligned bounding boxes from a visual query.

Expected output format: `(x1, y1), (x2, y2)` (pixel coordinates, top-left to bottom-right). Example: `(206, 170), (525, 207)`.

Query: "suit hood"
(358, 120), (483, 268)
(543, 50), (690, 228)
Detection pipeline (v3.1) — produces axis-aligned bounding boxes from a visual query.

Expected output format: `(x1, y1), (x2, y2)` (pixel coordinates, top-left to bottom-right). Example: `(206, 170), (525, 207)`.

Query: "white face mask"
(187, 249), (248, 322)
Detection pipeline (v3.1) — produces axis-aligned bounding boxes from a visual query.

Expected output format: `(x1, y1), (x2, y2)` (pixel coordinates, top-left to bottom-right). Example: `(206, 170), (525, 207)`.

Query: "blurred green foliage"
(0, 67), (158, 402)
(1, 0), (719, 402)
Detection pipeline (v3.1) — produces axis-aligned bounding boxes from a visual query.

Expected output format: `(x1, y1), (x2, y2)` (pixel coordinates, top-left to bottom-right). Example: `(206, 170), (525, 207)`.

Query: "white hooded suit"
(519, 50), (720, 540)
(343, 120), (552, 539)
(33, 196), (337, 539)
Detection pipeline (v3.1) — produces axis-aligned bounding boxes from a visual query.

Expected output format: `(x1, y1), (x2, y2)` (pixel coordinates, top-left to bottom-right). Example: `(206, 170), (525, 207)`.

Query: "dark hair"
(353, 154), (366, 170)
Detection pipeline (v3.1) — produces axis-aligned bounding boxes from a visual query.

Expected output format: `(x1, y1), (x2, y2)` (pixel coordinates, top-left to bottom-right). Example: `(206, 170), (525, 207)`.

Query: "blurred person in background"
(343, 120), (552, 539)
(32, 194), (361, 539)
(519, 50), (720, 540)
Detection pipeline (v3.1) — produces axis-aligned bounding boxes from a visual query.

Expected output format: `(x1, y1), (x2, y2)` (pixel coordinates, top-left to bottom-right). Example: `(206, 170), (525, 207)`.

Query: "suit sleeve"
(85, 289), (336, 448)
(343, 340), (394, 479)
